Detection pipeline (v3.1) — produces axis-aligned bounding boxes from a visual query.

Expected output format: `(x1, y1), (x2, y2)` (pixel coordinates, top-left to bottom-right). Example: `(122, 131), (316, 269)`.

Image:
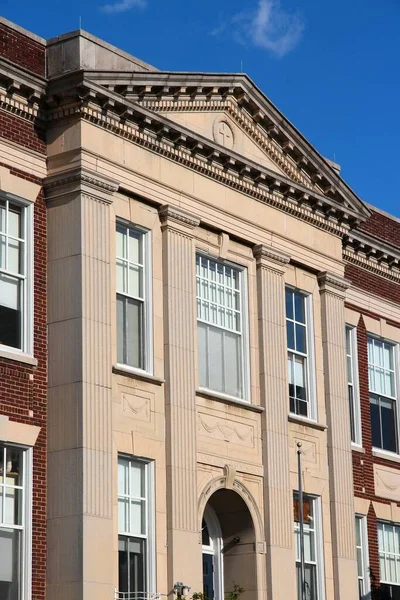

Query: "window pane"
(0, 274), (21, 350)
(0, 203), (5, 233)
(128, 264), (143, 298)
(224, 331), (242, 398)
(130, 462), (144, 498)
(0, 528), (21, 598)
(370, 397), (382, 448)
(294, 293), (305, 324)
(118, 458), (129, 495)
(118, 498), (129, 532)
(129, 229), (142, 264)
(116, 259), (127, 294)
(198, 322), (208, 389)
(8, 205), (22, 239)
(8, 239), (23, 275)
(130, 500), (145, 535)
(287, 321), (295, 350)
(381, 398), (397, 453)
(285, 289), (294, 320)
(208, 326), (224, 393)
(116, 226), (126, 259)
(296, 324), (306, 353)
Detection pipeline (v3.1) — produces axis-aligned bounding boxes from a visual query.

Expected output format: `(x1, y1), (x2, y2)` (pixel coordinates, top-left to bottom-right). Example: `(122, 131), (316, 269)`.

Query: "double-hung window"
(293, 493), (324, 600)
(346, 326), (361, 445)
(378, 521), (400, 599)
(368, 336), (398, 453)
(116, 223), (151, 372)
(117, 456), (154, 598)
(196, 253), (248, 400)
(0, 445), (31, 600)
(0, 197), (32, 354)
(355, 516), (369, 600)
(286, 288), (314, 418)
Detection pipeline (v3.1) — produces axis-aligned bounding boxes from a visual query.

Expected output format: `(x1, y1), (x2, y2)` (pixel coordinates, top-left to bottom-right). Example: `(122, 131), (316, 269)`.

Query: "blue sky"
(2, 0), (400, 217)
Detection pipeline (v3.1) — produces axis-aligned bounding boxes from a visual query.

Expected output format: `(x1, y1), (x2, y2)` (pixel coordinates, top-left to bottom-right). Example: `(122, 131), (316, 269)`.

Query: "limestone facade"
(1, 16), (400, 600)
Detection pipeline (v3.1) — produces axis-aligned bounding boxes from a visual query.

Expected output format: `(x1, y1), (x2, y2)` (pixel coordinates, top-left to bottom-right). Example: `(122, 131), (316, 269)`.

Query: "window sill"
(113, 365), (165, 386)
(372, 448), (400, 464)
(196, 388), (264, 413)
(288, 414), (327, 431)
(0, 347), (38, 367)
(351, 443), (365, 454)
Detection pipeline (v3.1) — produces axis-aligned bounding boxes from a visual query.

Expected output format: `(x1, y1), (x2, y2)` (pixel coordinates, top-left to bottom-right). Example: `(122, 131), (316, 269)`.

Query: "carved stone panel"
(374, 464), (400, 502)
(197, 412), (254, 447)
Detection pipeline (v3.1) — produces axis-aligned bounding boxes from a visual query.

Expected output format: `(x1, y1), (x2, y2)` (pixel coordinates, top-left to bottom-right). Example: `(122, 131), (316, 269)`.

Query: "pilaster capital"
(317, 271), (350, 297)
(44, 167), (119, 204)
(158, 204), (200, 234)
(253, 244), (290, 273)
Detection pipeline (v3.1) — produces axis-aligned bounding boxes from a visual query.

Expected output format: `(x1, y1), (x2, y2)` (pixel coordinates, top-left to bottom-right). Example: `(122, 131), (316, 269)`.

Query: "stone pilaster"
(45, 168), (119, 600)
(253, 244), (296, 600)
(159, 204), (202, 594)
(318, 271), (358, 600)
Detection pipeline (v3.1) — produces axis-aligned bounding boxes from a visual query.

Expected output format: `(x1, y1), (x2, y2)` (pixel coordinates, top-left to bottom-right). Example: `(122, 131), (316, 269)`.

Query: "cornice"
(82, 71), (370, 221)
(158, 204), (200, 230)
(343, 229), (400, 284)
(44, 79), (364, 237)
(139, 96), (313, 190)
(318, 271), (350, 293)
(253, 244), (290, 267)
(44, 167), (119, 203)
(0, 58), (47, 121)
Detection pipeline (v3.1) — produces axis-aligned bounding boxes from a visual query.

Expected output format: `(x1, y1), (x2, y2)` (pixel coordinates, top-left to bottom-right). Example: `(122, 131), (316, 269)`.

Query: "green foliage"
(225, 584), (244, 600)
(191, 584), (243, 600)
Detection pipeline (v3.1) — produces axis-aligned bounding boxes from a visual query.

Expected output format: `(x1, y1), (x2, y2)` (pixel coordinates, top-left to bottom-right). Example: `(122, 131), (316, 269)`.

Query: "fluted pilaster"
(159, 204), (202, 593)
(253, 244), (296, 600)
(318, 271), (358, 600)
(46, 169), (118, 600)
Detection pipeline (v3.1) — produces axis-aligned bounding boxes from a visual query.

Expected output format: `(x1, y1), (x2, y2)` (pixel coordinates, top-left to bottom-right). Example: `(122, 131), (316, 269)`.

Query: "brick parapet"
(0, 21), (45, 76)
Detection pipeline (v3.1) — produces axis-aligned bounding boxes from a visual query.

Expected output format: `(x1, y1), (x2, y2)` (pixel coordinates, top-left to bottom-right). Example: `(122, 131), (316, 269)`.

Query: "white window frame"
(294, 493), (325, 600)
(0, 444), (33, 600)
(202, 504), (224, 600)
(355, 515), (370, 600)
(196, 252), (250, 402)
(0, 194), (33, 357)
(378, 520), (400, 590)
(368, 335), (400, 455)
(346, 326), (362, 446)
(115, 221), (153, 375)
(286, 287), (317, 421)
(117, 455), (155, 596)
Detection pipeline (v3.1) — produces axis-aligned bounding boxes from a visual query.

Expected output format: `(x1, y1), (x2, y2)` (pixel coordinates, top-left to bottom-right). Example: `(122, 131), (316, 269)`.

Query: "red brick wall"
(360, 209), (400, 248)
(0, 164), (47, 600)
(0, 109), (46, 155)
(0, 22), (45, 76)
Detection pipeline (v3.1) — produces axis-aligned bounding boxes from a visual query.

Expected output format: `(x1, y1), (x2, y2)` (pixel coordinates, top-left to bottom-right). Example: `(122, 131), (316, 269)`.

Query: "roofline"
(46, 29), (157, 72)
(365, 201), (400, 223)
(0, 16), (46, 45)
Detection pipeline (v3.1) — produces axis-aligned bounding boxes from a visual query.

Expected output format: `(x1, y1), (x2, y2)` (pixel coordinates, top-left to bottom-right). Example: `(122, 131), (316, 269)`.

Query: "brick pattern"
(360, 209), (400, 248)
(0, 163), (46, 600)
(0, 108), (46, 155)
(0, 22), (45, 76)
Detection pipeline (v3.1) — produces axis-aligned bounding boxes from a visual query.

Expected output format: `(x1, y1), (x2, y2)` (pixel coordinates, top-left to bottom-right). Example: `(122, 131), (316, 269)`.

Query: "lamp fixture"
(173, 582), (191, 597)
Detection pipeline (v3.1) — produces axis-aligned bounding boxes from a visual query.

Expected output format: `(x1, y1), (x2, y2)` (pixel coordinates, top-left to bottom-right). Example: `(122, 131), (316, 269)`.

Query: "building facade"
(0, 15), (400, 600)
(0, 19), (47, 600)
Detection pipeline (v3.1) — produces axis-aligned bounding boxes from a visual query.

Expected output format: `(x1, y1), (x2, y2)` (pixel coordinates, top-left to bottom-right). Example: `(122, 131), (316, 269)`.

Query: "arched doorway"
(202, 505), (223, 600)
(201, 489), (257, 600)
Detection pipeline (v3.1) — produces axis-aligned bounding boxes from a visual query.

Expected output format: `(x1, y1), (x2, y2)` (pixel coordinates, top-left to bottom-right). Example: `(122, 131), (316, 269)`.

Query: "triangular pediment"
(79, 70), (371, 224)
(156, 109), (287, 178)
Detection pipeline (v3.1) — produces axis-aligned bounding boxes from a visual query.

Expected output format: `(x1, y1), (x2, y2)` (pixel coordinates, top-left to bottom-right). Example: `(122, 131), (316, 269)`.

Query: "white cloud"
(213, 0), (304, 58)
(100, 0), (146, 14)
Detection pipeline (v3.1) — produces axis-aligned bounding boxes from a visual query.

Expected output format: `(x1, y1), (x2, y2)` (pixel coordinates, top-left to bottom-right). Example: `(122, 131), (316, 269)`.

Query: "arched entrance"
(201, 489), (257, 600)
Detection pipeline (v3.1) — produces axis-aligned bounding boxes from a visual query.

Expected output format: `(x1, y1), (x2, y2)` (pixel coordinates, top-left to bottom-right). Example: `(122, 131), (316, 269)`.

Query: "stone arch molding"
(198, 468), (265, 551)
